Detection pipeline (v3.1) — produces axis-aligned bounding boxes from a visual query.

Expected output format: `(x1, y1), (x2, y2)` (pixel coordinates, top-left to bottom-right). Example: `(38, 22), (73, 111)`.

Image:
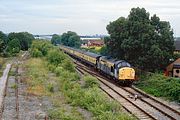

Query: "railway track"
(0, 52), (29, 119)
(74, 61), (180, 120)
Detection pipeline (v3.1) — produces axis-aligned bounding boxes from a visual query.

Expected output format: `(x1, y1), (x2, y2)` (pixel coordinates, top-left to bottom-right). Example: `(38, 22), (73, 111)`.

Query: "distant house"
(166, 58), (180, 77)
(174, 40), (180, 53)
(81, 38), (104, 48)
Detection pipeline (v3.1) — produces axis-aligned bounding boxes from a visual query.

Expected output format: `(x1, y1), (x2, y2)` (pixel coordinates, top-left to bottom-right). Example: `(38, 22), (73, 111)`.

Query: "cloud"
(0, 0), (180, 36)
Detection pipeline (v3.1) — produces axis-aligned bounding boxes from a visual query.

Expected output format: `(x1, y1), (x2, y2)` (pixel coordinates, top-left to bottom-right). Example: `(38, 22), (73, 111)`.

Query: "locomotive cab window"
(118, 62), (131, 68)
(111, 66), (113, 72)
(176, 69), (180, 73)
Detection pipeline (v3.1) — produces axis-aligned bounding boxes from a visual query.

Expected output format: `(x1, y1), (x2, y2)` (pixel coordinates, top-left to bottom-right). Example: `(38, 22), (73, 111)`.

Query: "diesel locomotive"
(60, 45), (135, 85)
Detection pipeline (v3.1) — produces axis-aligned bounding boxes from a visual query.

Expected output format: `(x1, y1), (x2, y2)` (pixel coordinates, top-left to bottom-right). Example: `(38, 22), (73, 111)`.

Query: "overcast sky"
(0, 0), (180, 36)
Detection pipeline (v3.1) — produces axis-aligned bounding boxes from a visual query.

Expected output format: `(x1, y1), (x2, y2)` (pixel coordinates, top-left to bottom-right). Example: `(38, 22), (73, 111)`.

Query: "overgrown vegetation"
(136, 73), (180, 102)
(30, 40), (53, 57)
(28, 40), (134, 120)
(0, 57), (4, 76)
(0, 57), (4, 68)
(0, 31), (34, 56)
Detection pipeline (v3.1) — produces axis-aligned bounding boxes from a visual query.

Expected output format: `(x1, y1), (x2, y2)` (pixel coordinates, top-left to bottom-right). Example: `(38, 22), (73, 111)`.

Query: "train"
(60, 45), (136, 85)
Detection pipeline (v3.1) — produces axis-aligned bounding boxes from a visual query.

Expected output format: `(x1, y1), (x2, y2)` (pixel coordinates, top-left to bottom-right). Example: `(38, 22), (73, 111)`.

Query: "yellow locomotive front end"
(119, 67), (135, 80)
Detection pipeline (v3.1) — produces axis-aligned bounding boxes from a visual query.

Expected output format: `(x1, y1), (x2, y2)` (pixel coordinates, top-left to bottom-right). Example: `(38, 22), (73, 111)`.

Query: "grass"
(53, 66), (134, 120)
(48, 107), (84, 120)
(0, 57), (4, 76)
(10, 83), (18, 89)
(23, 58), (50, 96)
(23, 58), (86, 119)
(136, 73), (180, 102)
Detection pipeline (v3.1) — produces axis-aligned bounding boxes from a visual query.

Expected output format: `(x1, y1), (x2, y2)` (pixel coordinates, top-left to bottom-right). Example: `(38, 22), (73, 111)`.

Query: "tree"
(106, 7), (174, 71)
(100, 36), (111, 55)
(51, 34), (61, 45)
(6, 38), (21, 56)
(0, 31), (7, 54)
(61, 31), (81, 48)
(8, 32), (34, 50)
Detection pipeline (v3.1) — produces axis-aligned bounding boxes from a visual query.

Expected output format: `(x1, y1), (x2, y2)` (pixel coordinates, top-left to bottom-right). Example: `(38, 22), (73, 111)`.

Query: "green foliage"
(98, 36), (111, 56)
(8, 32), (34, 51)
(61, 31), (81, 48)
(173, 53), (180, 60)
(30, 40), (53, 57)
(31, 48), (43, 57)
(106, 7), (174, 71)
(53, 69), (133, 120)
(6, 38), (21, 56)
(48, 108), (84, 120)
(0, 31), (7, 54)
(51, 34), (61, 45)
(137, 73), (180, 102)
(0, 57), (4, 69)
(0, 31), (34, 56)
(100, 46), (109, 56)
(47, 83), (54, 93)
(61, 59), (75, 72)
(83, 75), (99, 88)
(47, 49), (66, 66)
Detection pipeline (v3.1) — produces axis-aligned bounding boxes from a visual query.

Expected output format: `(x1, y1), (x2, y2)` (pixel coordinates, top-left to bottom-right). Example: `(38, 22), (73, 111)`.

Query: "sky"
(0, 0), (180, 36)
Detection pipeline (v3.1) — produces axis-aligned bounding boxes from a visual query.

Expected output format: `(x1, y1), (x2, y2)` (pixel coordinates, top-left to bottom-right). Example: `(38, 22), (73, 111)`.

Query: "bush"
(48, 108), (83, 120)
(61, 59), (75, 72)
(54, 66), (64, 76)
(137, 73), (180, 102)
(83, 75), (99, 88)
(6, 38), (21, 56)
(0, 57), (4, 68)
(47, 83), (54, 93)
(31, 48), (43, 57)
(47, 49), (66, 66)
(30, 40), (54, 57)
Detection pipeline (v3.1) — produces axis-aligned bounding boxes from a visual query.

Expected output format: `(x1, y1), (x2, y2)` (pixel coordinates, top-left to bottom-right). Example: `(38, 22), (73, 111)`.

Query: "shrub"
(47, 83), (54, 93)
(83, 75), (99, 88)
(30, 40), (53, 57)
(137, 73), (180, 102)
(6, 38), (21, 56)
(31, 48), (43, 57)
(61, 59), (75, 72)
(54, 66), (64, 76)
(47, 49), (66, 66)
(48, 108), (83, 120)
(47, 64), (56, 72)
(0, 57), (4, 68)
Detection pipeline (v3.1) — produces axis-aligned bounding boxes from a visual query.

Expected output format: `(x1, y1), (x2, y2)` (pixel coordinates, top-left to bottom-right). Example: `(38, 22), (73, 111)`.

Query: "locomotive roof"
(61, 45), (101, 58)
(83, 51), (101, 58)
(100, 56), (127, 65)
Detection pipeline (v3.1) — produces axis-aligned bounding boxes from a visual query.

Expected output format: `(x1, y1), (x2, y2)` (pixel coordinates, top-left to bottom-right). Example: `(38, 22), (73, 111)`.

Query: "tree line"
(51, 31), (81, 48)
(0, 31), (34, 56)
